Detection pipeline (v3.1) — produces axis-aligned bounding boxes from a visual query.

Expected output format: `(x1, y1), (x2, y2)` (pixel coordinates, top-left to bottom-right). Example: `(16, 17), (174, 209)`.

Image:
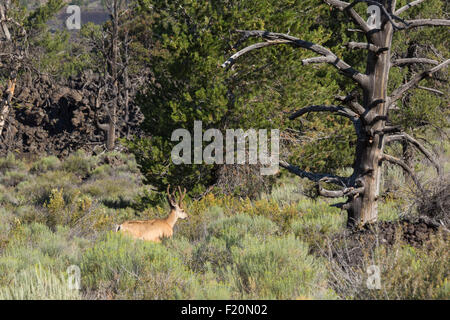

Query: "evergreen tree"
(126, 0), (360, 196)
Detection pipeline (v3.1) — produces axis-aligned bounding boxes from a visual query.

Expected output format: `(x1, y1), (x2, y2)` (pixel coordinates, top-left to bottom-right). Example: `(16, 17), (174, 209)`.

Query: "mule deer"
(115, 186), (188, 242)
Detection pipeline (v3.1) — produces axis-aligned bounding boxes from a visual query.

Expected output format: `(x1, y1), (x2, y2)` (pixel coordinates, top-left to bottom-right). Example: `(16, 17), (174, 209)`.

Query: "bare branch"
(289, 105), (363, 138)
(302, 56), (334, 65)
(319, 177), (365, 198)
(335, 94), (365, 115)
(345, 42), (388, 54)
(381, 125), (402, 133)
(0, 4), (11, 41)
(279, 160), (349, 187)
(96, 121), (109, 132)
(347, 28), (364, 33)
(366, 99), (385, 110)
(319, 186), (346, 198)
(391, 58), (439, 67)
(395, 0), (426, 15)
(385, 133), (441, 175)
(323, 0), (371, 32)
(403, 19), (450, 28)
(222, 30), (368, 87)
(345, 0), (410, 30)
(289, 105), (358, 120)
(389, 59), (450, 105)
(381, 154), (423, 192)
(221, 40), (289, 68)
(417, 86), (444, 95)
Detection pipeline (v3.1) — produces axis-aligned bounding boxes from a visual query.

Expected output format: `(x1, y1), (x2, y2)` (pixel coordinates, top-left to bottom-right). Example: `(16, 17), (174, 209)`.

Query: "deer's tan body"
(116, 186), (187, 243)
(117, 210), (179, 242)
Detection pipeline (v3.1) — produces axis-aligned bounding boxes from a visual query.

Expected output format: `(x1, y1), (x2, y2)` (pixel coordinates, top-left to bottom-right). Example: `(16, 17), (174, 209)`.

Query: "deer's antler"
(177, 186), (187, 206)
(167, 185), (177, 207)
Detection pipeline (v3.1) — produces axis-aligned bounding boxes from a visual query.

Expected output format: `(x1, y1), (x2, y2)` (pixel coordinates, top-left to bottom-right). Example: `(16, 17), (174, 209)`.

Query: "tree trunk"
(0, 78), (16, 138)
(106, 110), (116, 151)
(123, 31), (131, 139)
(0, 3), (14, 139)
(346, 12), (394, 227)
(105, 0), (120, 151)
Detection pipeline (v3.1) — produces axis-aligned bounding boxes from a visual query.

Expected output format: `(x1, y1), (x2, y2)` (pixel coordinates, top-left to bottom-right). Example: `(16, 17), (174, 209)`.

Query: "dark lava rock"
(0, 72), (143, 157)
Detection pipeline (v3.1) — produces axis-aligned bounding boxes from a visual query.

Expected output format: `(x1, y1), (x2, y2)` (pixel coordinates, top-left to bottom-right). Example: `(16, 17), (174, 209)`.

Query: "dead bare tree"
(222, 0), (448, 227)
(95, 0), (143, 149)
(96, 0), (124, 151)
(0, 0), (26, 139)
(84, 0), (144, 149)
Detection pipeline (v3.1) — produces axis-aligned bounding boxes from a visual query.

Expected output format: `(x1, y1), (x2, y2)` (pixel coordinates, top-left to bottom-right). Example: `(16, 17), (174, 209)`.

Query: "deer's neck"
(165, 210), (178, 229)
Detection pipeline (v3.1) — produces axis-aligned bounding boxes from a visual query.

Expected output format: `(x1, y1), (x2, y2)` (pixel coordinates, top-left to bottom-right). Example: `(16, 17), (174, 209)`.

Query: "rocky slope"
(0, 71), (143, 157)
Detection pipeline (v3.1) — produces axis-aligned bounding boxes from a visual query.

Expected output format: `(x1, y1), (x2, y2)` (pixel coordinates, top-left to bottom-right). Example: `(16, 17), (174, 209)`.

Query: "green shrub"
(165, 236), (195, 265)
(291, 199), (345, 247)
(0, 184), (18, 206)
(16, 170), (80, 205)
(262, 177), (304, 205)
(14, 205), (47, 225)
(190, 214), (278, 279)
(97, 152), (140, 174)
(0, 265), (81, 300)
(31, 156), (61, 173)
(207, 214), (278, 248)
(80, 173), (141, 208)
(80, 232), (196, 299)
(175, 205), (225, 242)
(191, 236), (231, 274)
(0, 153), (26, 174)
(90, 164), (114, 179)
(0, 170), (27, 187)
(0, 223), (87, 290)
(0, 208), (16, 249)
(324, 232), (449, 300)
(364, 238), (448, 299)
(228, 235), (335, 299)
(62, 150), (98, 177)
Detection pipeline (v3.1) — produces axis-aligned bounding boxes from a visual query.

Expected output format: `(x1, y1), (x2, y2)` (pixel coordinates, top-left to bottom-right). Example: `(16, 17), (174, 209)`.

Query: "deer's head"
(167, 185), (188, 219)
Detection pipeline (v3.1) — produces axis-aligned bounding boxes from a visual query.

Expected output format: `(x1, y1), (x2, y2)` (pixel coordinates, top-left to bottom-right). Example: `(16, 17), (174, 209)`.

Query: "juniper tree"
(222, 0), (449, 227)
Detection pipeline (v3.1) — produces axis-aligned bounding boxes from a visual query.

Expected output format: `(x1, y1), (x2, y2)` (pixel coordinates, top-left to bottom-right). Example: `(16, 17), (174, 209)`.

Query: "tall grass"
(0, 265), (81, 300)
(0, 151), (447, 300)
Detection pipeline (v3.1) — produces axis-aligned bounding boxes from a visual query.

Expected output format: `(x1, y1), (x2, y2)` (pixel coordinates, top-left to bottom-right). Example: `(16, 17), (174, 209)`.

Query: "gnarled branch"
(391, 58), (439, 67)
(323, 0), (371, 32)
(96, 120), (109, 132)
(222, 30), (369, 87)
(345, 42), (388, 54)
(302, 56), (334, 65)
(289, 105), (363, 138)
(335, 94), (365, 115)
(381, 154), (423, 192)
(385, 133), (441, 175)
(381, 125), (402, 133)
(389, 59), (450, 105)
(289, 105), (358, 120)
(346, 0), (410, 30)
(417, 86), (443, 95)
(279, 160), (349, 187)
(395, 0), (426, 16)
(221, 40), (290, 68)
(319, 177), (365, 198)
(403, 19), (450, 29)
